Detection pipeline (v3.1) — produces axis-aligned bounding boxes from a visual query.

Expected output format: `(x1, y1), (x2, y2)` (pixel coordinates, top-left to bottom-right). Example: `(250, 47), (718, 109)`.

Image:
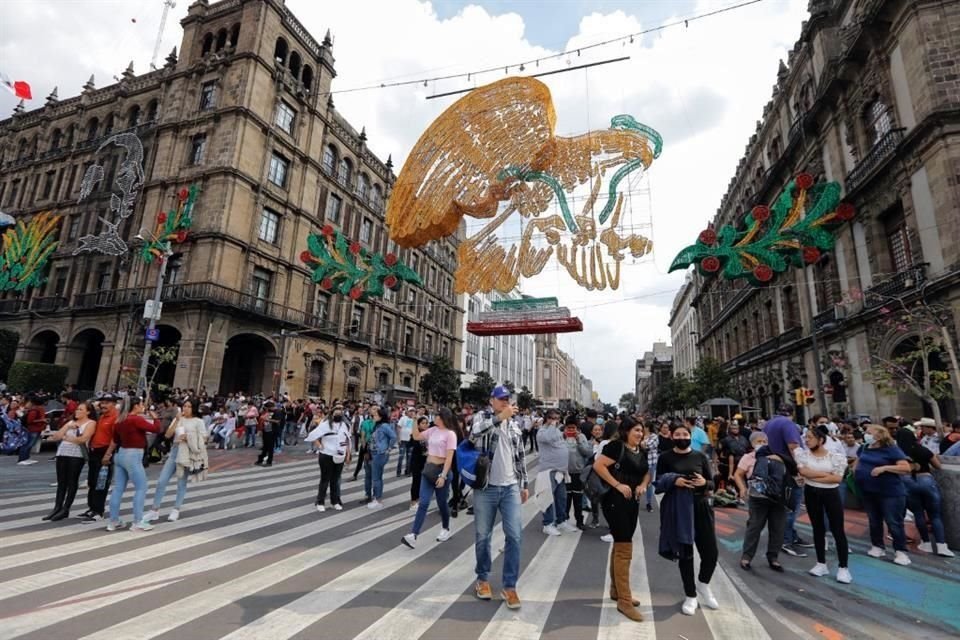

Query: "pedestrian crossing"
(0, 454), (788, 640)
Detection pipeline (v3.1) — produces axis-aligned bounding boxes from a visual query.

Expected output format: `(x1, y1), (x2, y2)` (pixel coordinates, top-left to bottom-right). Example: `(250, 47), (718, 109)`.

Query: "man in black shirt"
(255, 402), (282, 467)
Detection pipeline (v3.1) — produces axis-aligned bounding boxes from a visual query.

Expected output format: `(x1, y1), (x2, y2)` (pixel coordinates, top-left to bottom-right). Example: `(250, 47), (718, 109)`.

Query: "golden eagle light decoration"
(386, 77), (662, 294)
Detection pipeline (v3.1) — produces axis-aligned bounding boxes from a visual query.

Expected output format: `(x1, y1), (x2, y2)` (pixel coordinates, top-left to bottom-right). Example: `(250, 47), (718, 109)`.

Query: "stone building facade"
(534, 333), (584, 409)
(460, 290), (536, 393)
(0, 0), (463, 400)
(669, 272), (700, 378)
(688, 0), (960, 422)
(635, 342), (673, 411)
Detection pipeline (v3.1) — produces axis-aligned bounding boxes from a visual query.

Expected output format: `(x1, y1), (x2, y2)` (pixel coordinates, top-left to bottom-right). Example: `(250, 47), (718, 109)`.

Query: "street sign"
(145, 328), (160, 341)
(143, 300), (163, 320)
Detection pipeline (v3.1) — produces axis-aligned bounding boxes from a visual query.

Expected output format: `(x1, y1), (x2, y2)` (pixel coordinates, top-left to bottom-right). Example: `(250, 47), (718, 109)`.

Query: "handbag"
(581, 442), (625, 502)
(422, 462), (443, 485)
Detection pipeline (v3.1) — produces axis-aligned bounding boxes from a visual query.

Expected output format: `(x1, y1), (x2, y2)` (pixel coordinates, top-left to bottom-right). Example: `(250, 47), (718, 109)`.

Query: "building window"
(258, 208), (280, 244)
(866, 100), (892, 146)
(268, 153), (289, 188)
(402, 375), (412, 388)
(378, 371), (389, 388)
(307, 360), (324, 397)
(315, 292), (329, 322)
(424, 334), (433, 355)
(96, 266), (111, 291)
(883, 205), (911, 272)
(53, 268), (69, 296)
(404, 326), (414, 347)
(360, 218), (372, 243)
(381, 317), (393, 341)
(338, 158), (352, 187)
(357, 174), (370, 200)
(251, 267), (272, 310)
(371, 185), (383, 211)
(199, 81), (217, 111)
(165, 253), (183, 285)
(322, 145), (337, 175)
(189, 134), (206, 165)
(127, 105), (141, 128)
(350, 306), (365, 334)
(86, 118), (99, 141)
(42, 171), (55, 200)
(274, 101), (295, 134)
(50, 129), (62, 151)
(325, 193), (342, 224)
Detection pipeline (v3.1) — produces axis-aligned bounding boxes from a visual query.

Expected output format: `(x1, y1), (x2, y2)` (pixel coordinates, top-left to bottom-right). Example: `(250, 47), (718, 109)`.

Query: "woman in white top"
(307, 406), (352, 512)
(401, 407), (459, 548)
(145, 399), (207, 523)
(796, 424), (851, 584)
(43, 401), (97, 521)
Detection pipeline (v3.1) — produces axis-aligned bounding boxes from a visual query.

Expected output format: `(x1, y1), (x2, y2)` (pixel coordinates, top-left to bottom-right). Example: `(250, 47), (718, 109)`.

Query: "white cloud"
(0, 0), (808, 402)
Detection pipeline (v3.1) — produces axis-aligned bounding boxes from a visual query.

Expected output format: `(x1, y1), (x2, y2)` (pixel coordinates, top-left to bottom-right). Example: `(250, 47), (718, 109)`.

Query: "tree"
(688, 358), (730, 406)
(420, 356), (462, 406)
(464, 371), (496, 406)
(503, 380), (516, 395)
(619, 392), (637, 410)
(118, 345), (179, 400)
(602, 402), (618, 415)
(651, 374), (694, 415)
(7, 362), (68, 394)
(517, 385), (534, 410)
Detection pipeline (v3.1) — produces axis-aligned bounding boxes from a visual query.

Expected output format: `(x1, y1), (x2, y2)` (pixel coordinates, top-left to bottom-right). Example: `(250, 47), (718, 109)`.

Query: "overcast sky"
(0, 0), (809, 402)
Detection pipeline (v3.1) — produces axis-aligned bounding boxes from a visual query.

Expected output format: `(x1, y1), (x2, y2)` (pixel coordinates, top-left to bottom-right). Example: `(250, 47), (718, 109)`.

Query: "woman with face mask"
(853, 424), (912, 566)
(796, 425), (851, 583)
(655, 424), (719, 616)
(307, 405), (352, 512)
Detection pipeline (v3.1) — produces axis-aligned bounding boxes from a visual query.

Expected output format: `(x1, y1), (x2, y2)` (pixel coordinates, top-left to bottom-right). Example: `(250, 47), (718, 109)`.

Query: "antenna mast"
(150, 0), (177, 70)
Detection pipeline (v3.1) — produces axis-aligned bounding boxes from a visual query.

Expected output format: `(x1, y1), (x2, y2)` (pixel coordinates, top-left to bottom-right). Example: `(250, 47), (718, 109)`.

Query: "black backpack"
(748, 453), (792, 504)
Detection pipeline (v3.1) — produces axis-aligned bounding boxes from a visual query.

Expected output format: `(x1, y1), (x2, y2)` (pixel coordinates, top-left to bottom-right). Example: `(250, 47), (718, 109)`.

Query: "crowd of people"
(1, 382), (958, 620)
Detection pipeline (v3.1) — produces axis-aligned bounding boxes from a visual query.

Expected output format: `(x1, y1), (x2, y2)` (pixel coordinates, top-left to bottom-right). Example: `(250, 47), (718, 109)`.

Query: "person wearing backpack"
(736, 430), (789, 572)
(469, 385), (527, 610)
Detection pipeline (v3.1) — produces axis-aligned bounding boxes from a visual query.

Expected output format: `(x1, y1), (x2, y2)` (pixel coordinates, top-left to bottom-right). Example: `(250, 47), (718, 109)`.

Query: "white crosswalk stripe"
(0, 452), (781, 640)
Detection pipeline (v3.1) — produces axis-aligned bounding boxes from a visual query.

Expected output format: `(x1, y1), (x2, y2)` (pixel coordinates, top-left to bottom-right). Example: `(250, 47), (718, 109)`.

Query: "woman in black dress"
(592, 416), (651, 622)
(655, 423), (719, 616)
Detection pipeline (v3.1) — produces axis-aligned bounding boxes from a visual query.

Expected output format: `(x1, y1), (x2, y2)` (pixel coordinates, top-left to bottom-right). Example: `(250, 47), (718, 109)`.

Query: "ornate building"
(689, 0), (960, 421)
(669, 272), (700, 378)
(0, 0), (463, 399)
(460, 290), (536, 394)
(635, 342), (672, 411)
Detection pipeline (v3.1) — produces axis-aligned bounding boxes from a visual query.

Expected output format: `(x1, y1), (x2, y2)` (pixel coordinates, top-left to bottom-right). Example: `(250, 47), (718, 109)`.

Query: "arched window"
(64, 124), (75, 147)
(348, 366), (361, 379)
(307, 360), (324, 397)
(274, 37), (288, 65)
(372, 184), (383, 210)
(146, 99), (159, 123)
(357, 173), (370, 200)
(201, 33), (213, 56)
(127, 105), (141, 128)
(378, 371), (389, 388)
(865, 99), (892, 146)
(16, 138), (27, 160)
(215, 29), (228, 51)
(86, 117), (99, 141)
(338, 157), (352, 186)
(402, 375), (412, 388)
(103, 113), (115, 135)
(229, 24), (240, 48)
(50, 128), (62, 151)
(322, 144), (337, 175)
(289, 51), (302, 79)
(302, 65), (313, 92)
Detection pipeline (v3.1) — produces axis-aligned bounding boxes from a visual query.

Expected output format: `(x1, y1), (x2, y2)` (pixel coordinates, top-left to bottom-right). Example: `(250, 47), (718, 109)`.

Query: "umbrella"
(0, 210), (14, 228)
(44, 399), (66, 414)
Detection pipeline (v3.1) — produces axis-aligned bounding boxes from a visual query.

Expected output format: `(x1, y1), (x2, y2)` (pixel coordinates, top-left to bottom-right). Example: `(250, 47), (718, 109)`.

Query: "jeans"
(109, 448), (149, 524)
(784, 479), (803, 545)
(152, 444), (188, 510)
(17, 432), (41, 462)
(244, 424), (257, 447)
(412, 471), (451, 535)
(370, 452), (389, 500)
(904, 474), (946, 544)
(397, 440), (412, 475)
(474, 483), (523, 589)
(804, 485), (849, 567)
(741, 497), (787, 562)
(645, 467), (657, 506)
(87, 447), (113, 516)
(317, 453), (344, 506)
(541, 471), (568, 526)
(861, 491), (908, 551)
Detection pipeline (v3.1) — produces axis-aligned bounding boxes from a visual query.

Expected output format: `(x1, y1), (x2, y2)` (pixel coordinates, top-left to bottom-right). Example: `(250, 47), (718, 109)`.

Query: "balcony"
(812, 306), (840, 332)
(403, 344), (419, 360)
(846, 128), (905, 193)
(729, 326), (803, 368)
(345, 329), (372, 346)
(377, 337), (398, 353)
(30, 296), (68, 312)
(864, 263), (928, 308)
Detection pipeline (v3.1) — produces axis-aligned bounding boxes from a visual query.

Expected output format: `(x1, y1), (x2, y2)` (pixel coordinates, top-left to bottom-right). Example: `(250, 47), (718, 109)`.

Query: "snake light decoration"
(386, 77), (662, 294)
(669, 173), (854, 286)
(73, 132), (145, 256)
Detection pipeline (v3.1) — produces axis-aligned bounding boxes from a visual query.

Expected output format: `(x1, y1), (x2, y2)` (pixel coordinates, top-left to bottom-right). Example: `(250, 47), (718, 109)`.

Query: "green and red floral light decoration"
(670, 173), (855, 285)
(0, 211), (61, 292)
(300, 225), (422, 301)
(140, 185), (199, 263)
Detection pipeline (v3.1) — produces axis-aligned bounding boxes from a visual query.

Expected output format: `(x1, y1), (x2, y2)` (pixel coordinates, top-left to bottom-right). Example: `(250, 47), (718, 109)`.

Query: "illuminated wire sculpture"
(669, 173), (854, 285)
(0, 211), (61, 292)
(386, 77), (661, 294)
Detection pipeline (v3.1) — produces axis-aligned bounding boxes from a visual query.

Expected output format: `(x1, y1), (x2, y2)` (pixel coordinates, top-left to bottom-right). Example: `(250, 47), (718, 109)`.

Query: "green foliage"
(119, 345), (180, 399)
(0, 329), (18, 381)
(689, 358), (731, 406)
(603, 403), (618, 415)
(464, 371), (496, 406)
(618, 392), (637, 409)
(7, 361), (68, 394)
(420, 356), (462, 406)
(517, 385), (534, 410)
(651, 374), (694, 415)
(503, 380), (516, 395)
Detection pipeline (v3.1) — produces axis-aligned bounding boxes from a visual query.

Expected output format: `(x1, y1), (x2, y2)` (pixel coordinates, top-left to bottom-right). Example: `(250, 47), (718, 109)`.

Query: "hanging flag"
(0, 71), (32, 100)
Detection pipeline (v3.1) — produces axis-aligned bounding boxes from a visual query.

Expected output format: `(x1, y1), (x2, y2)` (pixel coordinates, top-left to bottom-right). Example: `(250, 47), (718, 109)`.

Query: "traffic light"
(794, 388), (805, 405)
(285, 370), (295, 381)
(804, 388), (816, 405)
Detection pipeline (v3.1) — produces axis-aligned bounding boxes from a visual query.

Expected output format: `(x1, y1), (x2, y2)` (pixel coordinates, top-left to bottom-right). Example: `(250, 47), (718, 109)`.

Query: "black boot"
(44, 483), (67, 521)
(50, 509), (69, 521)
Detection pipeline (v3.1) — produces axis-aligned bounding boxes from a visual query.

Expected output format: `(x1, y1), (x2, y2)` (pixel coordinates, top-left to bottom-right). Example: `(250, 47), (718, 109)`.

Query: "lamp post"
(802, 269), (829, 416)
(137, 230), (172, 400)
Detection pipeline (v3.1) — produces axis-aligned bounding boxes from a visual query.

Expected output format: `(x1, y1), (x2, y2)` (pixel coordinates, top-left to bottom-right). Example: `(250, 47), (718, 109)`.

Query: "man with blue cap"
(470, 384), (528, 610)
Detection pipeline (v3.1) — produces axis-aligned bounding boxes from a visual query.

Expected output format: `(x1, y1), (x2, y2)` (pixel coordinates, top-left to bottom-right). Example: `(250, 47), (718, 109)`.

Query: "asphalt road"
(0, 445), (956, 640)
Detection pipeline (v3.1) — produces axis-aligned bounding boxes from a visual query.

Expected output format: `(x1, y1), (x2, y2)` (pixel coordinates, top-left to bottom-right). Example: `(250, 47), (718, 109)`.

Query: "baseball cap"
(490, 385), (511, 400)
(98, 393), (118, 402)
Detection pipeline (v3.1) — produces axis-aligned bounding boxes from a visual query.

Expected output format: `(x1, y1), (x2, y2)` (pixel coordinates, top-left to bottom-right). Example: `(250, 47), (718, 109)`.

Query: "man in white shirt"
(396, 408), (415, 476)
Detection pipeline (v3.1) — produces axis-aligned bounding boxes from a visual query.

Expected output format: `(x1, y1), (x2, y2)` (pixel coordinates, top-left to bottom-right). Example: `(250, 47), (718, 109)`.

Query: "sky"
(0, 0), (809, 402)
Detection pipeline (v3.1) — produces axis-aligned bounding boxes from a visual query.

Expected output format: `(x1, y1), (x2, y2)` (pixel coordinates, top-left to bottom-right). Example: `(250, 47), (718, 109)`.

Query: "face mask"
(332, 414), (343, 423)
(596, 418), (604, 425)
(864, 433), (875, 445)
(673, 438), (692, 450)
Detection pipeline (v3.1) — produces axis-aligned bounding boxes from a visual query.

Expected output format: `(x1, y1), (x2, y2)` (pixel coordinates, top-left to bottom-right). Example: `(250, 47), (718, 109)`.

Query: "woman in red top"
(102, 397), (162, 531)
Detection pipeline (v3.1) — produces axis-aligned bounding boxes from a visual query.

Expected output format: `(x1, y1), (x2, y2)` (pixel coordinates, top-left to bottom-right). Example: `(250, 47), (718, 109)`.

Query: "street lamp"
(135, 227), (173, 399)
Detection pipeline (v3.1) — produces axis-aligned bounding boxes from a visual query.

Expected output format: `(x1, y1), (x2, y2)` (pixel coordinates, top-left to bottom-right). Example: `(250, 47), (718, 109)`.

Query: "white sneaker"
(18, 460), (38, 466)
(904, 510), (915, 523)
(836, 567), (852, 584)
(401, 533), (416, 549)
(918, 541), (933, 553)
(316, 504), (326, 513)
(681, 597), (699, 615)
(409, 503), (419, 512)
(106, 520), (127, 532)
(144, 509), (160, 523)
(936, 543), (956, 558)
(332, 504), (343, 511)
(367, 500), (382, 510)
(893, 551), (911, 566)
(809, 562), (830, 577)
(600, 533), (614, 543)
(558, 521), (580, 533)
(167, 509), (180, 522)
(436, 528), (451, 542)
(131, 521), (154, 531)
(867, 546), (885, 558)
(542, 524), (561, 537)
(696, 582), (718, 609)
